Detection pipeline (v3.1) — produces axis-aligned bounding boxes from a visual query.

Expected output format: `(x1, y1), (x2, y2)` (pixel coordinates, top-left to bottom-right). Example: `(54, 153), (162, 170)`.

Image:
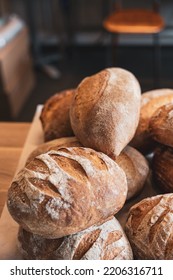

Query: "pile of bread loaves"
(7, 68), (173, 259)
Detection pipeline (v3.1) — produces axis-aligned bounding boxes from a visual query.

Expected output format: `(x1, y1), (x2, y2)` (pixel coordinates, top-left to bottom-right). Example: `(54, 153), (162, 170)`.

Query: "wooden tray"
(0, 105), (43, 259)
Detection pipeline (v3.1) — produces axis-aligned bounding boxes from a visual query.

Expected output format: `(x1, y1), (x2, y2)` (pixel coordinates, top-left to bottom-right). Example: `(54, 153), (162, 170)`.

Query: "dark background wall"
(1, 0), (173, 47)
(0, 0), (173, 121)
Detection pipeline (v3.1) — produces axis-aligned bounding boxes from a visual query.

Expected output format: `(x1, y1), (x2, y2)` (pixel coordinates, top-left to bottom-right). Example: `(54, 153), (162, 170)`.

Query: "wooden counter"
(0, 122), (30, 216)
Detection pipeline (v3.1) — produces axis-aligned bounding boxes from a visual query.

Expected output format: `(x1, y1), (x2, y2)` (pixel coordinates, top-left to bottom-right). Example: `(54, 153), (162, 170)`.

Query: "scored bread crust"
(7, 147), (127, 239)
(18, 217), (133, 260)
(26, 137), (81, 164)
(130, 88), (173, 153)
(40, 89), (75, 141)
(70, 68), (141, 159)
(125, 193), (173, 259)
(149, 103), (173, 147)
(116, 146), (149, 200)
(26, 140), (149, 201)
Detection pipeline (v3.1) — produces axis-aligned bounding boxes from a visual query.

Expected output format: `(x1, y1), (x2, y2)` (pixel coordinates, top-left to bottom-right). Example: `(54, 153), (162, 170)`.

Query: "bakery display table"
(0, 122), (30, 216)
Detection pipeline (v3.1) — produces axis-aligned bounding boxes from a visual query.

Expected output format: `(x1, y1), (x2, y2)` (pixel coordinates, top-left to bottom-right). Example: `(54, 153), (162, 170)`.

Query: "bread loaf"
(130, 88), (173, 154)
(125, 193), (173, 259)
(149, 103), (173, 147)
(116, 146), (149, 200)
(26, 137), (81, 164)
(18, 217), (133, 260)
(152, 146), (173, 193)
(70, 68), (141, 159)
(7, 147), (127, 238)
(40, 89), (75, 141)
(26, 140), (148, 201)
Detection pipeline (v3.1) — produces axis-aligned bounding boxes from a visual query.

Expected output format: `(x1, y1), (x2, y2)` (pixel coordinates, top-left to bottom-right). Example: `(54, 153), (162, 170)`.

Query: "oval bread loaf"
(125, 193), (173, 259)
(70, 68), (141, 159)
(149, 103), (173, 147)
(26, 137), (81, 164)
(116, 146), (149, 200)
(40, 89), (75, 141)
(26, 140), (148, 201)
(130, 88), (173, 154)
(18, 217), (133, 260)
(7, 147), (127, 238)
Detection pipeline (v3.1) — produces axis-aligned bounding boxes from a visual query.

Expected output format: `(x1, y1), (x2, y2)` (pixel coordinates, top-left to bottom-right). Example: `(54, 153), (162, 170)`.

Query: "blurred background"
(0, 0), (173, 122)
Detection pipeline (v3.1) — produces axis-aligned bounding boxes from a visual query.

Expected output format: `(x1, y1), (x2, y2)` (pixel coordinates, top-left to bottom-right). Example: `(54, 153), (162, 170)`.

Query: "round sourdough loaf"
(7, 147), (127, 238)
(70, 68), (141, 159)
(18, 217), (133, 260)
(152, 146), (173, 193)
(116, 146), (149, 200)
(130, 88), (173, 154)
(26, 137), (81, 164)
(40, 89), (75, 141)
(26, 140), (149, 201)
(149, 103), (173, 147)
(125, 193), (173, 259)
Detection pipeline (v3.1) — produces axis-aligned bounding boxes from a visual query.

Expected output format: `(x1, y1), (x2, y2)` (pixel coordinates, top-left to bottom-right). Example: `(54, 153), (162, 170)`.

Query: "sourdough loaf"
(149, 103), (173, 147)
(7, 147), (127, 238)
(40, 89), (75, 141)
(130, 88), (173, 154)
(26, 137), (81, 164)
(116, 146), (149, 200)
(70, 68), (141, 159)
(26, 140), (149, 201)
(125, 193), (173, 259)
(18, 217), (133, 260)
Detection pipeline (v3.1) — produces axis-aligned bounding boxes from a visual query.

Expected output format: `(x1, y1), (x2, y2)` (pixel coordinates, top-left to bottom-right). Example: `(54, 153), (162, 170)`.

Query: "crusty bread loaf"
(149, 103), (173, 147)
(26, 137), (81, 164)
(40, 89), (75, 141)
(152, 145), (173, 193)
(70, 68), (141, 159)
(130, 88), (173, 154)
(26, 141), (148, 201)
(26, 140), (149, 201)
(18, 217), (133, 260)
(116, 146), (149, 200)
(125, 193), (173, 259)
(7, 147), (127, 238)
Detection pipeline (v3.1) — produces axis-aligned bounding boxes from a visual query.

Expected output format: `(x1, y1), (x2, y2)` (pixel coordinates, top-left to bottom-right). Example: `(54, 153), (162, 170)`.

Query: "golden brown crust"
(130, 89), (173, 154)
(152, 145), (173, 193)
(125, 194), (173, 259)
(40, 89), (75, 141)
(7, 147), (127, 238)
(70, 68), (141, 159)
(26, 137), (81, 164)
(116, 146), (149, 200)
(18, 217), (133, 260)
(149, 103), (173, 147)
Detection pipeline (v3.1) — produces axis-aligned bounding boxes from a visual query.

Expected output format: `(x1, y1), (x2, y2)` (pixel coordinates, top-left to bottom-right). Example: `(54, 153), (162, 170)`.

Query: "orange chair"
(103, 0), (165, 87)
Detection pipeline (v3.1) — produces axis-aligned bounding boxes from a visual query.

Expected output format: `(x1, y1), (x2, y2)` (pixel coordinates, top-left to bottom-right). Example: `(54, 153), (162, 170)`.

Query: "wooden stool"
(103, 1), (165, 88)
